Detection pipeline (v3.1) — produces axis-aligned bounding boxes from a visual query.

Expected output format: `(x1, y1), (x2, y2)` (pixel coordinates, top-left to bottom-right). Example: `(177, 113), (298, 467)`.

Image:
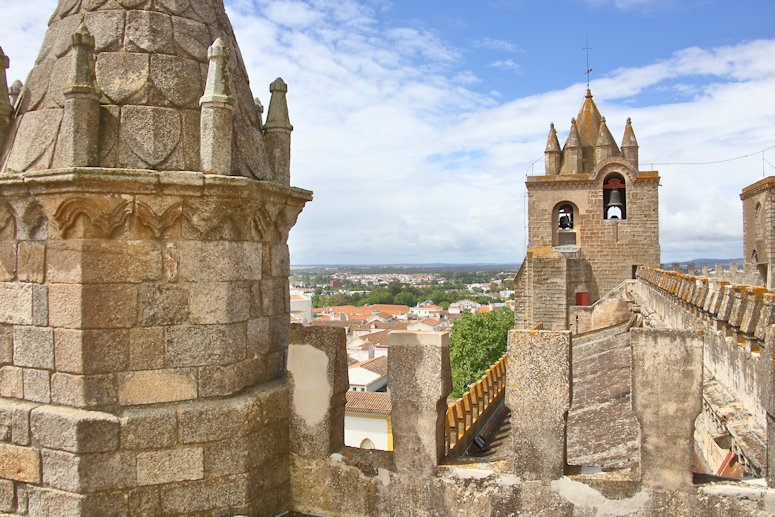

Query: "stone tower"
(514, 90), (660, 330)
(741, 177), (775, 290)
(0, 0), (310, 515)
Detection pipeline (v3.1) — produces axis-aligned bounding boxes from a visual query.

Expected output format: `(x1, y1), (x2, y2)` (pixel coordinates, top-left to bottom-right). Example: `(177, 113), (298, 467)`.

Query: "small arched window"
(360, 438), (375, 449)
(603, 174), (626, 220)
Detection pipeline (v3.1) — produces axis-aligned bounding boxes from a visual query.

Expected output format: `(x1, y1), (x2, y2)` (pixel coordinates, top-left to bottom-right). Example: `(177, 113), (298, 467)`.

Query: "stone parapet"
(388, 331), (452, 475)
(507, 329), (570, 479)
(631, 328), (703, 489)
(287, 323), (348, 459)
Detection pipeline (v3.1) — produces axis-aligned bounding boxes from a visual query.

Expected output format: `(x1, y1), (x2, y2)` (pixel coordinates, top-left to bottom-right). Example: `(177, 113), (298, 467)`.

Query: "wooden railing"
(445, 353), (507, 456)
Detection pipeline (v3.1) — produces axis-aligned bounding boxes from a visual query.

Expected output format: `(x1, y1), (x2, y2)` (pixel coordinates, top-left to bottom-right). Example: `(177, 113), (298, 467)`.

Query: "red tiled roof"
(346, 391), (391, 415)
(352, 355), (387, 378)
(371, 304), (410, 316)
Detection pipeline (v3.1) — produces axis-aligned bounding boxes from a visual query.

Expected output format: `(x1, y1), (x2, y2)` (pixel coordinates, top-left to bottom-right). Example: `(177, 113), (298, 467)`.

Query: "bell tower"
(515, 90), (660, 330)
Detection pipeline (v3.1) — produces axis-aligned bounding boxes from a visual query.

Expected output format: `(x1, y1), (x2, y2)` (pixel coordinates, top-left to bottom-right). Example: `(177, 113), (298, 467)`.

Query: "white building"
(345, 391), (392, 450)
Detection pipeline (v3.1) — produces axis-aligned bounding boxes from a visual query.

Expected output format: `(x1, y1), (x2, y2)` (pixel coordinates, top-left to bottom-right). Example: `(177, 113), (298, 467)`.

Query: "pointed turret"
(54, 23), (100, 168)
(545, 122), (561, 175)
(264, 77), (293, 185)
(575, 89), (603, 173)
(199, 38), (234, 175)
(560, 118), (583, 175)
(621, 117), (639, 170)
(0, 47), (12, 150)
(594, 116), (620, 165)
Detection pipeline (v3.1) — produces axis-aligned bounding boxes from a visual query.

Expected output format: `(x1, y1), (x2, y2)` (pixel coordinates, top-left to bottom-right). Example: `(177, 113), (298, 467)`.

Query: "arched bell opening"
(553, 201), (579, 247)
(603, 174), (626, 220)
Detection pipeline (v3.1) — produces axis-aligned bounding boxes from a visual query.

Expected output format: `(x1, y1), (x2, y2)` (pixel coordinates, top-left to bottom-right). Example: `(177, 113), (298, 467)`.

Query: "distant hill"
(672, 258), (744, 266)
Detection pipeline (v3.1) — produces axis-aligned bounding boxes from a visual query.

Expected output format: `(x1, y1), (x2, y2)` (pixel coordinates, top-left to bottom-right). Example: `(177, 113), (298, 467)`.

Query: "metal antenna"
(583, 38), (592, 89)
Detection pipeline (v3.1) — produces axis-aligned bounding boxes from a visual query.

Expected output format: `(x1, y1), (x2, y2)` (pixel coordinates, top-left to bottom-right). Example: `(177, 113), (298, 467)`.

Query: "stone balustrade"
(445, 353), (506, 456)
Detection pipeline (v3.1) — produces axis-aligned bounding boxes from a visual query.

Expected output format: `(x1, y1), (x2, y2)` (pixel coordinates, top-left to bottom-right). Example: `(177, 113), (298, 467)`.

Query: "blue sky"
(5, 0), (775, 264)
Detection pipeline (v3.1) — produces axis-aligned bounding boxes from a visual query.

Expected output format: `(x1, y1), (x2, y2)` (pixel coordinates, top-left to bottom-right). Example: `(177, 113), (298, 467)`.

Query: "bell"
(607, 188), (623, 209)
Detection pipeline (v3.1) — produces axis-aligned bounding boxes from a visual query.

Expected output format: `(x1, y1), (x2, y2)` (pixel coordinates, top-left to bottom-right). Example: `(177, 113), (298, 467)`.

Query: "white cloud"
(488, 59), (521, 72)
(4, 0), (775, 264)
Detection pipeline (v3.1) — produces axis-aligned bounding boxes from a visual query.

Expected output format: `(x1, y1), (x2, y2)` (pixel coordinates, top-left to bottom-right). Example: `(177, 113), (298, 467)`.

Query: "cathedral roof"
(1, 0), (278, 180)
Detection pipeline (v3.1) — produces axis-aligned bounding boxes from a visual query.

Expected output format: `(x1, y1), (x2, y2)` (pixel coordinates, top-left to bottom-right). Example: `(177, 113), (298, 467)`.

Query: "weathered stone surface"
(51, 372), (117, 408)
(47, 240), (163, 284)
(48, 283), (138, 329)
(150, 54), (202, 108)
(0, 242), (16, 281)
(388, 331), (452, 475)
(0, 283), (36, 325)
(17, 241), (45, 283)
(177, 241), (262, 282)
(30, 405), (119, 453)
(23, 368), (51, 403)
(261, 277), (289, 316)
(137, 284), (190, 326)
(0, 366), (24, 398)
(160, 474), (250, 514)
(42, 449), (136, 492)
(197, 356), (263, 397)
(128, 326), (164, 370)
(124, 10), (174, 54)
(3, 110), (62, 172)
(0, 442), (41, 482)
(96, 52), (149, 105)
(118, 368), (197, 405)
(137, 447), (204, 486)
(632, 328), (703, 489)
(189, 282), (250, 324)
(119, 105), (182, 168)
(178, 394), (257, 444)
(287, 324), (347, 460)
(0, 325), (12, 365)
(165, 323), (246, 367)
(13, 326), (54, 369)
(54, 328), (129, 374)
(28, 486), (129, 517)
(0, 478), (14, 513)
(119, 406), (177, 450)
(507, 330), (570, 480)
(0, 398), (36, 445)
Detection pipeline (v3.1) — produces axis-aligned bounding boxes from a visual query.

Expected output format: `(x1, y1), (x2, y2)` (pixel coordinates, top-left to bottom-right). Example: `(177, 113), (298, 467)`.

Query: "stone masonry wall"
(0, 169), (310, 516)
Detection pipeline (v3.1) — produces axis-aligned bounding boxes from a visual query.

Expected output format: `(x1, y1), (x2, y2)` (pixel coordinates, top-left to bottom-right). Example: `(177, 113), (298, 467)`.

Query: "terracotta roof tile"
(346, 391), (391, 415)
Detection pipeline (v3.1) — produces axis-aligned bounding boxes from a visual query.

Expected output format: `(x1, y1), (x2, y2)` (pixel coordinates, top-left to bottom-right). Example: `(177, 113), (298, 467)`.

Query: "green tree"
(448, 308), (513, 397)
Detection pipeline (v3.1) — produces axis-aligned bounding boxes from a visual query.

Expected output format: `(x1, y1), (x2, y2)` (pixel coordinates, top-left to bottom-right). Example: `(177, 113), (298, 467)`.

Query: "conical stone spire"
(594, 116), (620, 164)
(560, 118), (583, 175)
(621, 117), (639, 169)
(0, 0), (277, 180)
(545, 122), (561, 175)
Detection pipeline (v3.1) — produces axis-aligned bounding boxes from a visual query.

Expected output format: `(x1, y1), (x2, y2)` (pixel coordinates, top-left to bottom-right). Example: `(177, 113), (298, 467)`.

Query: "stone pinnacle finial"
(200, 38), (233, 105)
(200, 38), (235, 175)
(66, 24), (98, 95)
(254, 97), (264, 129)
(0, 47), (12, 150)
(264, 77), (293, 185)
(9, 80), (22, 107)
(264, 77), (293, 131)
(0, 47), (10, 109)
